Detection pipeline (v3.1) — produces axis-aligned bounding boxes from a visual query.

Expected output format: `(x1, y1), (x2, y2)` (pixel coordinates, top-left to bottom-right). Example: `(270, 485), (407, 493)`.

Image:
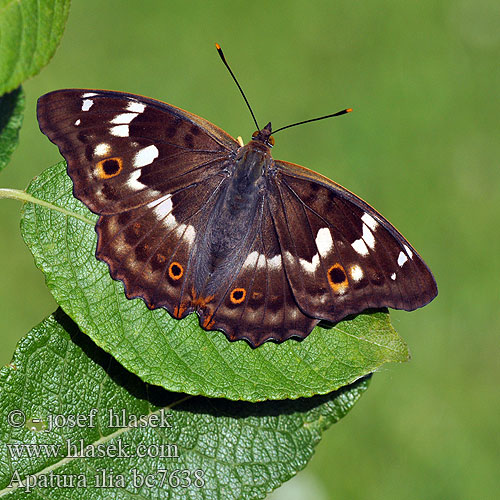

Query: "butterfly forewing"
(37, 90), (237, 214)
(271, 160), (437, 323)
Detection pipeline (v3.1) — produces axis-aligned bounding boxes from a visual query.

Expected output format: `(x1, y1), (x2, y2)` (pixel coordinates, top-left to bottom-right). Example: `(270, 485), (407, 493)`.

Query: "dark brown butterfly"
(37, 55), (437, 347)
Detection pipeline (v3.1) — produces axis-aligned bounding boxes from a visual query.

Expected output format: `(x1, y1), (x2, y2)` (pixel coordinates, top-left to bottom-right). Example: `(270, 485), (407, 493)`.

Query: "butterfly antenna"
(216, 43), (260, 131)
(272, 108), (352, 134)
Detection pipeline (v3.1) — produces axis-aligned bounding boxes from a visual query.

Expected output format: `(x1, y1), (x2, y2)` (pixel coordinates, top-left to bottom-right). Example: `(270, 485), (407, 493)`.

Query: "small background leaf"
(20, 163), (409, 401)
(0, 0), (71, 94)
(0, 87), (24, 172)
(0, 310), (370, 499)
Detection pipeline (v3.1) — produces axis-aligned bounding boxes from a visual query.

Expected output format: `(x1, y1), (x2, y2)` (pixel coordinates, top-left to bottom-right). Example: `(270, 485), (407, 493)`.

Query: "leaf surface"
(20, 163), (409, 401)
(0, 0), (70, 94)
(0, 310), (370, 499)
(0, 87), (24, 172)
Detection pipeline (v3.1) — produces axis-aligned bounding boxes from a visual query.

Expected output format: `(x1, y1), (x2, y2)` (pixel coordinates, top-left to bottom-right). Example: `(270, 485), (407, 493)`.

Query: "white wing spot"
(257, 253), (267, 269)
(243, 251), (259, 269)
(110, 125), (129, 137)
(350, 265), (364, 282)
(94, 143), (111, 156)
(133, 145), (159, 168)
(243, 251), (282, 271)
(149, 194), (173, 217)
(300, 253), (320, 273)
(127, 101), (146, 113)
(316, 227), (333, 257)
(404, 245), (413, 259)
(268, 254), (282, 270)
(398, 251), (408, 267)
(361, 212), (378, 231)
(186, 225), (196, 243)
(391, 273), (397, 280)
(81, 99), (93, 111)
(362, 224), (375, 249)
(126, 170), (146, 191)
(82, 92), (97, 98)
(74, 119), (81, 126)
(148, 194), (178, 228)
(111, 112), (138, 124)
(352, 238), (369, 256)
(177, 224), (196, 244)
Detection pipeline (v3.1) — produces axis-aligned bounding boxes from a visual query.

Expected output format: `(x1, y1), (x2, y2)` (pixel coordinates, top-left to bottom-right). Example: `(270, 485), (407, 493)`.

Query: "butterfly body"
(37, 89), (437, 347)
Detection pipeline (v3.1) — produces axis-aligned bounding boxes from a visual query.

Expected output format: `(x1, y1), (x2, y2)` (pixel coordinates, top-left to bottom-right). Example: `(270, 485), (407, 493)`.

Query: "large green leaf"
(0, 0), (70, 94)
(0, 310), (370, 499)
(0, 87), (24, 172)
(20, 163), (409, 401)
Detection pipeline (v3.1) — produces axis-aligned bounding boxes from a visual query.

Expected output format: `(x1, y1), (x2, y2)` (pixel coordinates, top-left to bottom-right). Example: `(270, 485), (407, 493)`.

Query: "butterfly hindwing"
(96, 174), (228, 316)
(271, 160), (437, 324)
(193, 198), (318, 346)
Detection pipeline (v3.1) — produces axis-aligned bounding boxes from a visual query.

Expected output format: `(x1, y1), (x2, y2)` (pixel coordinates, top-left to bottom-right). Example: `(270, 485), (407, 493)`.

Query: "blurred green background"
(1, 0), (499, 498)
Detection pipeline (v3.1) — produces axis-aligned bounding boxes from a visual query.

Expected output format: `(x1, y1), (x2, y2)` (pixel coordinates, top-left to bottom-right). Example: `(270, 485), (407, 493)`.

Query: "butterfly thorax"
(234, 138), (272, 183)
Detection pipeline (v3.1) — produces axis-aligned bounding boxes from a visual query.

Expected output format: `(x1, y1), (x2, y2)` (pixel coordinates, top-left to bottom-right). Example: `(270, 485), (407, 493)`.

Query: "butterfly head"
(251, 122), (275, 147)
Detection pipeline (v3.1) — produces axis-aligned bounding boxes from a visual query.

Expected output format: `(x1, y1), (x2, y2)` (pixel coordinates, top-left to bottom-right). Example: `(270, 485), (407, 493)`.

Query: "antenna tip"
(346, 108), (353, 113)
(215, 43), (221, 50)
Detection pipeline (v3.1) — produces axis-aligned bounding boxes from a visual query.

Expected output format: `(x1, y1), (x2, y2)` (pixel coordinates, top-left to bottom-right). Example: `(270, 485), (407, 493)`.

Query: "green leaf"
(0, 0), (71, 94)
(0, 309), (370, 499)
(20, 163), (409, 401)
(0, 87), (24, 172)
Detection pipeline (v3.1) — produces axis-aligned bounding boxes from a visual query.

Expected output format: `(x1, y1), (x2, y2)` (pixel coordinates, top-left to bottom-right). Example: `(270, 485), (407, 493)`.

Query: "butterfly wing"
(37, 89), (239, 321)
(96, 175), (230, 315)
(191, 196), (318, 347)
(37, 89), (238, 214)
(270, 159), (438, 324)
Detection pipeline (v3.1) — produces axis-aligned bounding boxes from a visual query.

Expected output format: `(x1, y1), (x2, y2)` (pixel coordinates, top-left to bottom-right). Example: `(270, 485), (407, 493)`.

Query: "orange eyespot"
(230, 288), (246, 304)
(252, 130), (259, 138)
(268, 135), (275, 146)
(97, 157), (123, 179)
(168, 262), (184, 280)
(327, 263), (349, 293)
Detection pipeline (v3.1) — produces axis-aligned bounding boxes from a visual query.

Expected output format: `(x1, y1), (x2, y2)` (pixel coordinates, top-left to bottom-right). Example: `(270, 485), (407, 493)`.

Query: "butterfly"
(37, 78), (437, 347)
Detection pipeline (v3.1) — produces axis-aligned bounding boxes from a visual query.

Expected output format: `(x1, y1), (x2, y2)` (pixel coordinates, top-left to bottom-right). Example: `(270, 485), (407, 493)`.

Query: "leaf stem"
(0, 188), (94, 225)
